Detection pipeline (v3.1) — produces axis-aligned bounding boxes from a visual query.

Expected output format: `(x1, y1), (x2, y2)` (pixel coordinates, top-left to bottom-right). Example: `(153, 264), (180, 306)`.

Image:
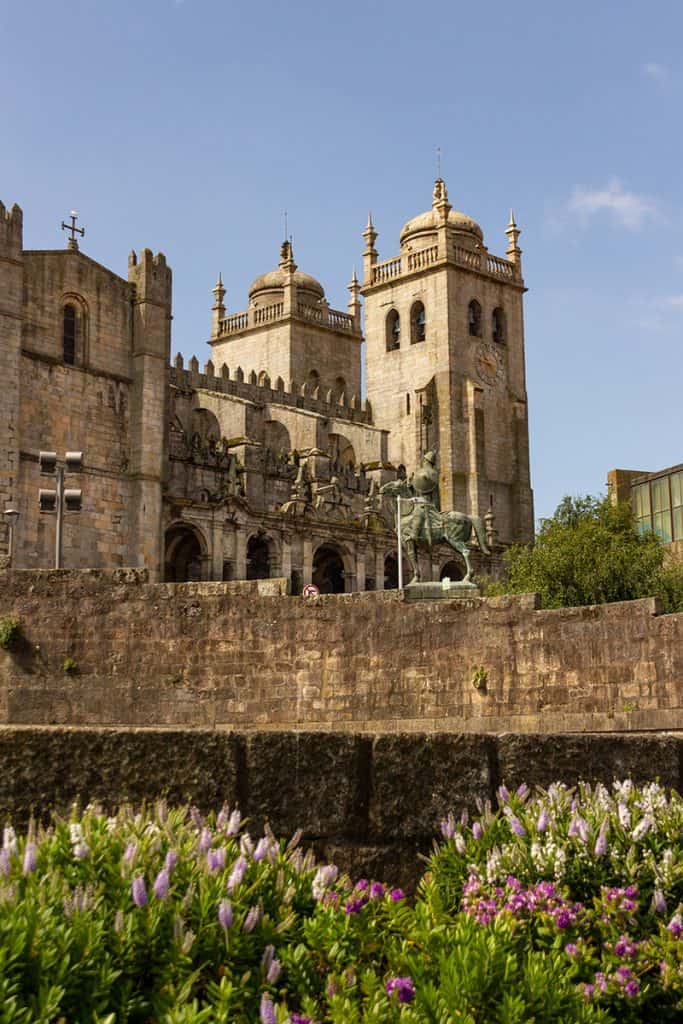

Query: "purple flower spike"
(385, 976), (415, 1004)
(0, 849), (9, 877)
(198, 827), (212, 853)
(243, 904), (261, 933)
(164, 849), (178, 874)
(516, 783), (529, 800)
(370, 882), (385, 899)
(208, 847), (227, 873)
(594, 820), (608, 857)
(390, 887), (405, 901)
(218, 899), (233, 930)
(667, 914), (682, 938)
(131, 875), (148, 908)
(123, 841), (137, 865)
(497, 784), (510, 804)
(226, 809), (242, 835)
(472, 822), (483, 840)
(653, 889), (667, 914)
(153, 868), (170, 900)
(259, 992), (276, 1024)
(290, 1014), (313, 1024)
(22, 842), (38, 875)
(536, 809), (549, 833)
(253, 837), (270, 862)
(266, 958), (281, 984)
(509, 815), (526, 837)
(227, 854), (247, 892)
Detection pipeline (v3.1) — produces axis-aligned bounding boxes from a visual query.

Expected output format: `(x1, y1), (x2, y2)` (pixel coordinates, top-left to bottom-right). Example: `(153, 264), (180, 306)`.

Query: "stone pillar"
(303, 537), (313, 586)
(234, 528), (247, 581)
(280, 533), (292, 580)
(375, 548), (385, 591)
(355, 544), (366, 592)
(210, 518), (224, 581)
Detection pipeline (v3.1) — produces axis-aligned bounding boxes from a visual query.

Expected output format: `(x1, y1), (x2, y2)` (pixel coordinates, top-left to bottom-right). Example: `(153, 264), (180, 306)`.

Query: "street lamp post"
(2, 508), (19, 567)
(38, 451), (84, 569)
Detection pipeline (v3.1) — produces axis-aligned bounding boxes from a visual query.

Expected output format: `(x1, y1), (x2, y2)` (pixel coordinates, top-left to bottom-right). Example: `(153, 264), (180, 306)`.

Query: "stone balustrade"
(217, 301), (356, 337)
(368, 244), (520, 287)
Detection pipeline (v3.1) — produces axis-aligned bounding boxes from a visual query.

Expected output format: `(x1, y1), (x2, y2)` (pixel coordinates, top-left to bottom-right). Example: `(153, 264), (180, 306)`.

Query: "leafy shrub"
(0, 615), (20, 649)
(1, 783), (683, 1021)
(489, 495), (683, 611)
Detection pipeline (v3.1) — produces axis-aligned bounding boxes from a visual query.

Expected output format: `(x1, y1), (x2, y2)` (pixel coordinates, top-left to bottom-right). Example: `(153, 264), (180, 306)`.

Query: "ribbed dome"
(248, 267), (325, 299)
(400, 207), (484, 245)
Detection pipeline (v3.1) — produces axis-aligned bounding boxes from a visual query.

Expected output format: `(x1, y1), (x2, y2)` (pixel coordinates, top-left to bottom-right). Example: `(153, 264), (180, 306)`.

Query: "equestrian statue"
(380, 451), (489, 584)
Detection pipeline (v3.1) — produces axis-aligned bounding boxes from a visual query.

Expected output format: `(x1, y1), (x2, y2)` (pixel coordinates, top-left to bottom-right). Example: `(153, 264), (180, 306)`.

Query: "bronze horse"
(380, 479), (489, 584)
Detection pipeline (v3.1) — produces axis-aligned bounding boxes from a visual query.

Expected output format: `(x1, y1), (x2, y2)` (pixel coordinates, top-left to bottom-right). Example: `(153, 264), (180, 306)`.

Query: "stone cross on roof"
(61, 210), (85, 251)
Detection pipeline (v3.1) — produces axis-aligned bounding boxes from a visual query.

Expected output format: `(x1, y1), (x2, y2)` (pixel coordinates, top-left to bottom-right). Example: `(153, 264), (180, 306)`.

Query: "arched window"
(246, 534), (271, 580)
(386, 309), (400, 351)
(492, 307), (506, 344)
(307, 369), (320, 394)
(332, 376), (346, 403)
(63, 304), (76, 365)
(468, 299), (482, 338)
(406, 393), (411, 415)
(410, 301), (426, 343)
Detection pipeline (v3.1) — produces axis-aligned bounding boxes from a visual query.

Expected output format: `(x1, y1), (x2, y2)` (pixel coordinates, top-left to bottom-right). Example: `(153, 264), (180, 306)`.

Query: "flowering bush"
(0, 782), (682, 1021)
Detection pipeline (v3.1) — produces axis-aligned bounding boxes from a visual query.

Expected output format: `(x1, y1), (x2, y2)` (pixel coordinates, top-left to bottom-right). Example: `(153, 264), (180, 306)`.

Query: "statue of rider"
(409, 450), (439, 547)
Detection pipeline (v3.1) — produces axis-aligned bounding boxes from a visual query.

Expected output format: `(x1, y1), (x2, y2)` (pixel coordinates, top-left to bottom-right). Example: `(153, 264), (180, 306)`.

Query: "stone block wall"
(0, 570), (681, 734)
(0, 726), (681, 889)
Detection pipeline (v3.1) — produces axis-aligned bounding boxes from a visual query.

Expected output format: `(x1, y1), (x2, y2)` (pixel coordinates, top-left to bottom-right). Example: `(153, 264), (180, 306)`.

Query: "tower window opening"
(406, 393), (411, 415)
(492, 306), (506, 344)
(386, 309), (400, 351)
(468, 299), (482, 338)
(410, 301), (426, 343)
(63, 304), (76, 365)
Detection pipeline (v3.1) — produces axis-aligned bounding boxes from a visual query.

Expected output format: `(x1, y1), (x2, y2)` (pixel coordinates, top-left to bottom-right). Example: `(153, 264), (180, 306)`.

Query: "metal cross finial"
(436, 146), (442, 178)
(284, 210), (288, 241)
(61, 210), (85, 251)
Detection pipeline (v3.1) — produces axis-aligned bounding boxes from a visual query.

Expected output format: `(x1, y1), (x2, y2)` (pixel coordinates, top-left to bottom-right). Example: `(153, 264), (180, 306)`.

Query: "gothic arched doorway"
(312, 544), (345, 594)
(164, 524), (205, 582)
(247, 535), (271, 580)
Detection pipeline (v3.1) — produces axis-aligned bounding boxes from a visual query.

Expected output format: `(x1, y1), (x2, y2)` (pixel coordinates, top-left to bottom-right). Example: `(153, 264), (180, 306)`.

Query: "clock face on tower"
(475, 343), (504, 386)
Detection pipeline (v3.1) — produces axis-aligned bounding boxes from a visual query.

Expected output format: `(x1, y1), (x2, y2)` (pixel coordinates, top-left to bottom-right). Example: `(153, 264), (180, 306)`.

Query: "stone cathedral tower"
(362, 178), (534, 544)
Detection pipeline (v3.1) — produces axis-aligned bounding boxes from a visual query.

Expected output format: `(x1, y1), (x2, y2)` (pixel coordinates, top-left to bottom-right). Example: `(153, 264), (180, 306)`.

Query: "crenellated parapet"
(169, 358), (373, 425)
(128, 248), (172, 307)
(0, 202), (23, 261)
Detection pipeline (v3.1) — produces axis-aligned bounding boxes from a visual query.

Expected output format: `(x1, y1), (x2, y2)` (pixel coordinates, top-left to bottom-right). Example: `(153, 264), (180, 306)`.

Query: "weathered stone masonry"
(1, 570), (681, 734)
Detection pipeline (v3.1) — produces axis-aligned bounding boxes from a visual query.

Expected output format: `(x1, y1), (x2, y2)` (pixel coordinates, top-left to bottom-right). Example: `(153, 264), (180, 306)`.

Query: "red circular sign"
(302, 583), (320, 598)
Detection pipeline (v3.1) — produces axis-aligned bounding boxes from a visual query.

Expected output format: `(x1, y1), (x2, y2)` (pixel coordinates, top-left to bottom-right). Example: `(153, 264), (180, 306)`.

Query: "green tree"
(488, 494), (683, 611)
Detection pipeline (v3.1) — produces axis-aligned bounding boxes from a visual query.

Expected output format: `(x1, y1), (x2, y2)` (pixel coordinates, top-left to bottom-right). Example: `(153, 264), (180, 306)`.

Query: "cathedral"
(0, 180), (534, 592)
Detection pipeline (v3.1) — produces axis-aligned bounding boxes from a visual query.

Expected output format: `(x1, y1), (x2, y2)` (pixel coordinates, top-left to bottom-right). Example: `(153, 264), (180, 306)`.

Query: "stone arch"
(386, 308), (400, 351)
(61, 293), (89, 367)
(246, 532), (278, 580)
(328, 432), (356, 470)
(410, 300), (426, 343)
(384, 551), (399, 590)
(312, 542), (349, 594)
(440, 558), (464, 582)
(492, 306), (506, 344)
(263, 419), (291, 456)
(332, 376), (346, 404)
(307, 369), (320, 392)
(191, 407), (221, 441)
(164, 522), (208, 582)
(468, 299), (482, 337)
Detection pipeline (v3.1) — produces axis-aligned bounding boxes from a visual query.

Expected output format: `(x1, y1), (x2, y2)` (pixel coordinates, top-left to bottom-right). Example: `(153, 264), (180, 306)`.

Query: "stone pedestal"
(403, 580), (480, 602)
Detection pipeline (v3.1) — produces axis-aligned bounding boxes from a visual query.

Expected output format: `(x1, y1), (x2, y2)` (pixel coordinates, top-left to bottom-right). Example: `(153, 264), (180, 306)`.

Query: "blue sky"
(2, 0), (681, 522)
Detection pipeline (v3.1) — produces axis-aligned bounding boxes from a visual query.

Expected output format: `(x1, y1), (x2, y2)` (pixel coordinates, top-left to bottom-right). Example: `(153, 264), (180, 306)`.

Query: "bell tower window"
(492, 307), (506, 344)
(63, 304), (76, 365)
(386, 309), (400, 351)
(468, 299), (482, 338)
(410, 301), (426, 343)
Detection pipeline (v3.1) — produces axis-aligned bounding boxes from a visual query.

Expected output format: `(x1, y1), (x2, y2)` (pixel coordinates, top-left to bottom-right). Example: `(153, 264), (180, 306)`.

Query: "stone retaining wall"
(0, 570), (682, 733)
(0, 727), (681, 889)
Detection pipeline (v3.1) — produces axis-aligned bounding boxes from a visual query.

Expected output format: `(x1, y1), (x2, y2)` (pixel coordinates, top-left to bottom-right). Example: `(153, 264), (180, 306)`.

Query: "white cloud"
(567, 178), (656, 230)
(666, 295), (683, 309)
(642, 62), (670, 85)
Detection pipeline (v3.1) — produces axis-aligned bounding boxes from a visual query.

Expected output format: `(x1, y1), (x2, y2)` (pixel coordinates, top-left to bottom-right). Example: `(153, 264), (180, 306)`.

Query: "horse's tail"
(471, 514), (490, 556)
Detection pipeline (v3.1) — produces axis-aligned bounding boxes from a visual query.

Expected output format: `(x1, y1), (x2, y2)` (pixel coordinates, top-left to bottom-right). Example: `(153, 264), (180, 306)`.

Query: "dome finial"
(505, 209), (522, 268)
(432, 177), (449, 207)
(211, 272), (226, 336)
(279, 238), (297, 273)
(362, 213), (378, 284)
